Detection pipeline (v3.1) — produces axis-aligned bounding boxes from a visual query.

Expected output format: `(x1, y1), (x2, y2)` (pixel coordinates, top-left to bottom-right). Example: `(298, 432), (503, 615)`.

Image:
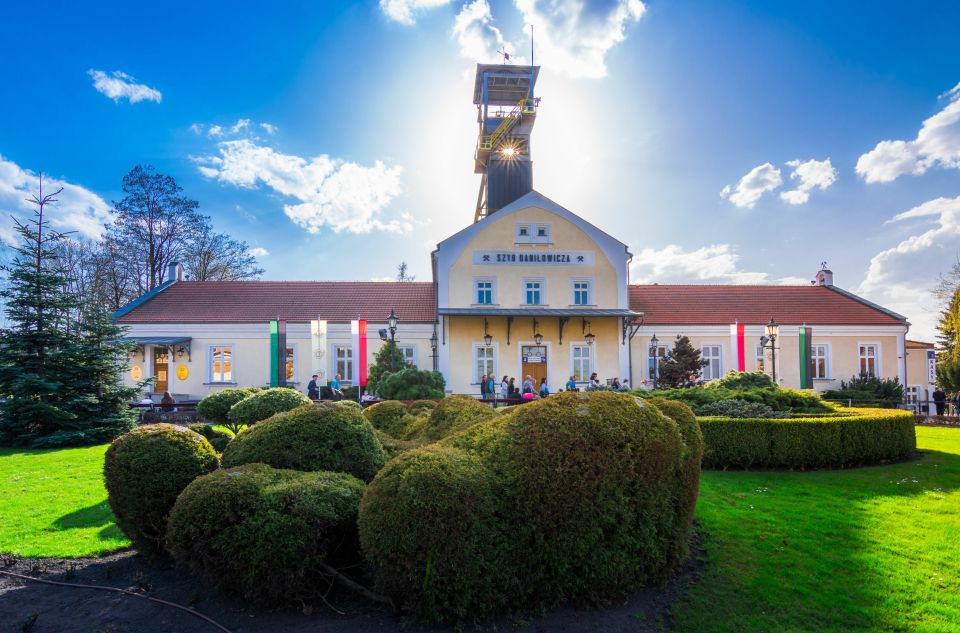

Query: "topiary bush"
(363, 400), (409, 438)
(407, 399), (438, 416)
(404, 395), (498, 442)
(360, 391), (701, 622)
(103, 424), (219, 555)
(227, 387), (311, 427)
(821, 375), (905, 408)
(376, 368), (445, 400)
(696, 398), (782, 419)
(712, 370), (774, 390)
(166, 464), (366, 605)
(639, 382), (829, 415)
(187, 423), (233, 452)
(698, 407), (916, 469)
(334, 400), (362, 410)
(197, 387), (261, 434)
(222, 404), (386, 481)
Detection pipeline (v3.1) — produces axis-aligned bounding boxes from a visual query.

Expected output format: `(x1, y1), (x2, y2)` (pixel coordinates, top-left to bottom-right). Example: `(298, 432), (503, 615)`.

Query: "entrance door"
(521, 345), (547, 391)
(153, 347), (169, 393)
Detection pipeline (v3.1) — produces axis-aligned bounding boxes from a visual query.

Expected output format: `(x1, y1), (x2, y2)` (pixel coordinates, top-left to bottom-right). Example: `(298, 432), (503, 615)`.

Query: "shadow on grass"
(52, 500), (113, 530)
(671, 446), (960, 632)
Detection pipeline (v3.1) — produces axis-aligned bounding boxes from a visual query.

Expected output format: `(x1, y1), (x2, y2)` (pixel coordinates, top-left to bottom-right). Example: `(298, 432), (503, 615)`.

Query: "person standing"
(933, 387), (947, 416)
(539, 377), (550, 397)
(480, 371), (489, 399)
(487, 373), (497, 400)
(500, 375), (509, 399)
(508, 377), (516, 397)
(307, 374), (320, 400)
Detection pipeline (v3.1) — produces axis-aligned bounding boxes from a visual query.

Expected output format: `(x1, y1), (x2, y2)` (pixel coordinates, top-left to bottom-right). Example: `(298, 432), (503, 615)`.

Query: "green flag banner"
(799, 325), (813, 389)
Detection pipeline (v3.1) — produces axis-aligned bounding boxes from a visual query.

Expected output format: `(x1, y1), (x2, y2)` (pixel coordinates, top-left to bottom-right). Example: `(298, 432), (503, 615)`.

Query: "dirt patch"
(0, 533), (705, 633)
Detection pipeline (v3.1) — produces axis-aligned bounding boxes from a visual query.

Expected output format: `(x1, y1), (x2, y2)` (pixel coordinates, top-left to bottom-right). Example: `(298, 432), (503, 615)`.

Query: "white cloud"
(0, 155), (113, 245)
(231, 118), (251, 134)
(515, 0), (645, 78)
(779, 158), (838, 205)
(87, 69), (162, 104)
(857, 195), (960, 340)
(207, 125), (224, 138)
(453, 0), (516, 63)
(720, 162), (783, 208)
(260, 122), (278, 134)
(248, 247), (269, 257)
(856, 82), (960, 183)
(380, 0), (452, 25)
(189, 123), (203, 134)
(195, 139), (408, 234)
(631, 243), (808, 285)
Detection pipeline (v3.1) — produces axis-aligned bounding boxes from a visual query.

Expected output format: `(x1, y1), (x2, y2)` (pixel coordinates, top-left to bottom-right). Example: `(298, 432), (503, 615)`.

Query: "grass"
(1, 427), (958, 632)
(0, 444), (129, 557)
(671, 426), (960, 632)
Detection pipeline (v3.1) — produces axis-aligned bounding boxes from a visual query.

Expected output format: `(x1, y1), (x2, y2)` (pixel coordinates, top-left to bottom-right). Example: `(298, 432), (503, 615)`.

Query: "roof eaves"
(113, 279), (176, 322)
(824, 285), (908, 323)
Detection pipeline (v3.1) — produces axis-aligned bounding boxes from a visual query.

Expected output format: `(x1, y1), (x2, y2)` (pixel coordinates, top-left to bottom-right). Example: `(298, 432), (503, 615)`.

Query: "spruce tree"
(0, 182), (79, 445)
(656, 335), (707, 388)
(367, 340), (406, 395)
(936, 287), (960, 360)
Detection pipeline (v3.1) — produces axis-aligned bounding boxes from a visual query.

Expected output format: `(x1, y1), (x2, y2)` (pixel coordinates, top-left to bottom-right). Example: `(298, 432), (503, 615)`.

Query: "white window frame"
(523, 277), (546, 306)
(473, 343), (498, 385)
(810, 343), (831, 380)
(333, 344), (354, 386)
(208, 344), (236, 384)
(473, 277), (497, 305)
(858, 342), (881, 378)
(571, 278), (593, 306)
(570, 343), (594, 384)
(398, 344), (418, 368)
(285, 344), (298, 383)
(648, 343), (669, 381)
(701, 344), (723, 381)
(516, 222), (552, 244)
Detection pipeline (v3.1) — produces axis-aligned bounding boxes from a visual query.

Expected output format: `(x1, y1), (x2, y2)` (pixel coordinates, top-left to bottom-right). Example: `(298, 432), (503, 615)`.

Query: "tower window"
(518, 225), (529, 237)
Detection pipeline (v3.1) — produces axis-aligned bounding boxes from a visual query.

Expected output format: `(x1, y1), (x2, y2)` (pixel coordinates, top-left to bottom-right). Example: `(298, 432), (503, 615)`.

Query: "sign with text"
(473, 250), (595, 266)
(928, 350), (937, 384)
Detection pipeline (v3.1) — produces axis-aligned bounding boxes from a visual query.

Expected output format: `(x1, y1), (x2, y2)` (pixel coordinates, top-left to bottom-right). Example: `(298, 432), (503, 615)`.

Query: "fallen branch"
(0, 569), (233, 633)
(316, 561), (396, 610)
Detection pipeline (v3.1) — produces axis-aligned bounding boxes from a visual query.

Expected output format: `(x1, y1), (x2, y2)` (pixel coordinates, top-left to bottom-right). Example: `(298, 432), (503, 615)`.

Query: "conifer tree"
(0, 181), (79, 444)
(367, 340), (406, 395)
(656, 335), (707, 388)
(936, 287), (960, 360)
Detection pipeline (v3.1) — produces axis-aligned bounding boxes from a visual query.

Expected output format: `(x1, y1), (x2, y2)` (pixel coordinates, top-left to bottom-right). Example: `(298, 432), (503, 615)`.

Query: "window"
(524, 279), (544, 305)
(518, 225), (529, 237)
(811, 344), (828, 379)
(536, 225), (548, 237)
(701, 345), (722, 381)
(475, 279), (494, 305)
(209, 345), (234, 383)
(648, 344), (667, 379)
(475, 345), (495, 383)
(859, 344), (878, 377)
(335, 345), (353, 385)
(572, 345), (592, 382)
(285, 346), (296, 382)
(755, 344), (765, 372)
(516, 222), (552, 243)
(572, 280), (591, 306)
(399, 345), (417, 368)
(905, 385), (919, 405)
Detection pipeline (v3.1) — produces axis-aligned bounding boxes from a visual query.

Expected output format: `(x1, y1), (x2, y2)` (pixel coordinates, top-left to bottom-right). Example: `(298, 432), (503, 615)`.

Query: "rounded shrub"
(698, 407), (917, 469)
(187, 423), (233, 452)
(360, 391), (701, 622)
(222, 404), (386, 481)
(405, 395), (498, 442)
(228, 387), (311, 426)
(166, 464), (365, 605)
(334, 400), (362, 410)
(363, 400), (409, 438)
(197, 387), (260, 431)
(103, 424), (219, 555)
(377, 368), (445, 400)
(406, 399), (438, 415)
(697, 398), (782, 419)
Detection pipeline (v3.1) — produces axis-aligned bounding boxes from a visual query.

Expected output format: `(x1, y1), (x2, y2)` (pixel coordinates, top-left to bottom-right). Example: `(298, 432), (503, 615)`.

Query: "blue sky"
(1, 0), (959, 339)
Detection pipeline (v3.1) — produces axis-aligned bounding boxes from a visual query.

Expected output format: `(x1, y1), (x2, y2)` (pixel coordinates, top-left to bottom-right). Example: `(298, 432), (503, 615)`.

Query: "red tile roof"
(906, 340), (934, 349)
(117, 281), (436, 324)
(629, 284), (905, 326)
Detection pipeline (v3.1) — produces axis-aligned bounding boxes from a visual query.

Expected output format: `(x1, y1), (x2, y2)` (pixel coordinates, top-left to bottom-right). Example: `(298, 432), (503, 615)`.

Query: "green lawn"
(0, 444), (129, 557)
(1, 428), (959, 632)
(672, 426), (960, 633)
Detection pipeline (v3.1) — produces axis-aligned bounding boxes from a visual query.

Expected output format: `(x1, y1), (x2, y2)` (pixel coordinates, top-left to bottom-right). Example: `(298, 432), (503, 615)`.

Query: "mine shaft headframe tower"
(473, 63), (540, 223)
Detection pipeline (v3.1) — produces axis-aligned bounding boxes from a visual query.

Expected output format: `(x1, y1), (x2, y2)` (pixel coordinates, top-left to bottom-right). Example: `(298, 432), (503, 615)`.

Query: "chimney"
(167, 262), (184, 283)
(815, 267), (833, 287)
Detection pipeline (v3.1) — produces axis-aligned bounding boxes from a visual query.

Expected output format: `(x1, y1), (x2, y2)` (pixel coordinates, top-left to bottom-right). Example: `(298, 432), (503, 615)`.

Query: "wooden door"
(153, 347), (169, 393)
(521, 345), (547, 390)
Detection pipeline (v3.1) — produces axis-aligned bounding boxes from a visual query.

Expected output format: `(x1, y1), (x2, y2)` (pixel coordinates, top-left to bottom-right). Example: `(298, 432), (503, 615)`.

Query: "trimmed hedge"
(228, 387), (311, 426)
(407, 399), (438, 416)
(166, 464), (365, 605)
(196, 387), (260, 427)
(699, 407), (916, 469)
(187, 423), (233, 452)
(363, 401), (409, 438)
(638, 383), (830, 415)
(359, 392), (701, 622)
(222, 404), (386, 481)
(404, 395), (498, 442)
(103, 424), (219, 555)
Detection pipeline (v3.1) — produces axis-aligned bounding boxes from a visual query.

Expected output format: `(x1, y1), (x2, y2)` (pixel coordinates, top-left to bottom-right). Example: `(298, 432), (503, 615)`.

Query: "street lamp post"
(650, 333), (659, 390)
(387, 309), (399, 372)
(760, 318), (780, 384)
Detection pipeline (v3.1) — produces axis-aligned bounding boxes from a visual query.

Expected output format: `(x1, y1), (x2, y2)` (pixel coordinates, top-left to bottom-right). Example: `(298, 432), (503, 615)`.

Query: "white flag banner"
(311, 319), (327, 380)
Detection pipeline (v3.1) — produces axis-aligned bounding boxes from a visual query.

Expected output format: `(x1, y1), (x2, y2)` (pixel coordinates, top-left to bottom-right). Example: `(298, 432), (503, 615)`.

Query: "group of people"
(307, 373), (344, 401)
(480, 372), (632, 401)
